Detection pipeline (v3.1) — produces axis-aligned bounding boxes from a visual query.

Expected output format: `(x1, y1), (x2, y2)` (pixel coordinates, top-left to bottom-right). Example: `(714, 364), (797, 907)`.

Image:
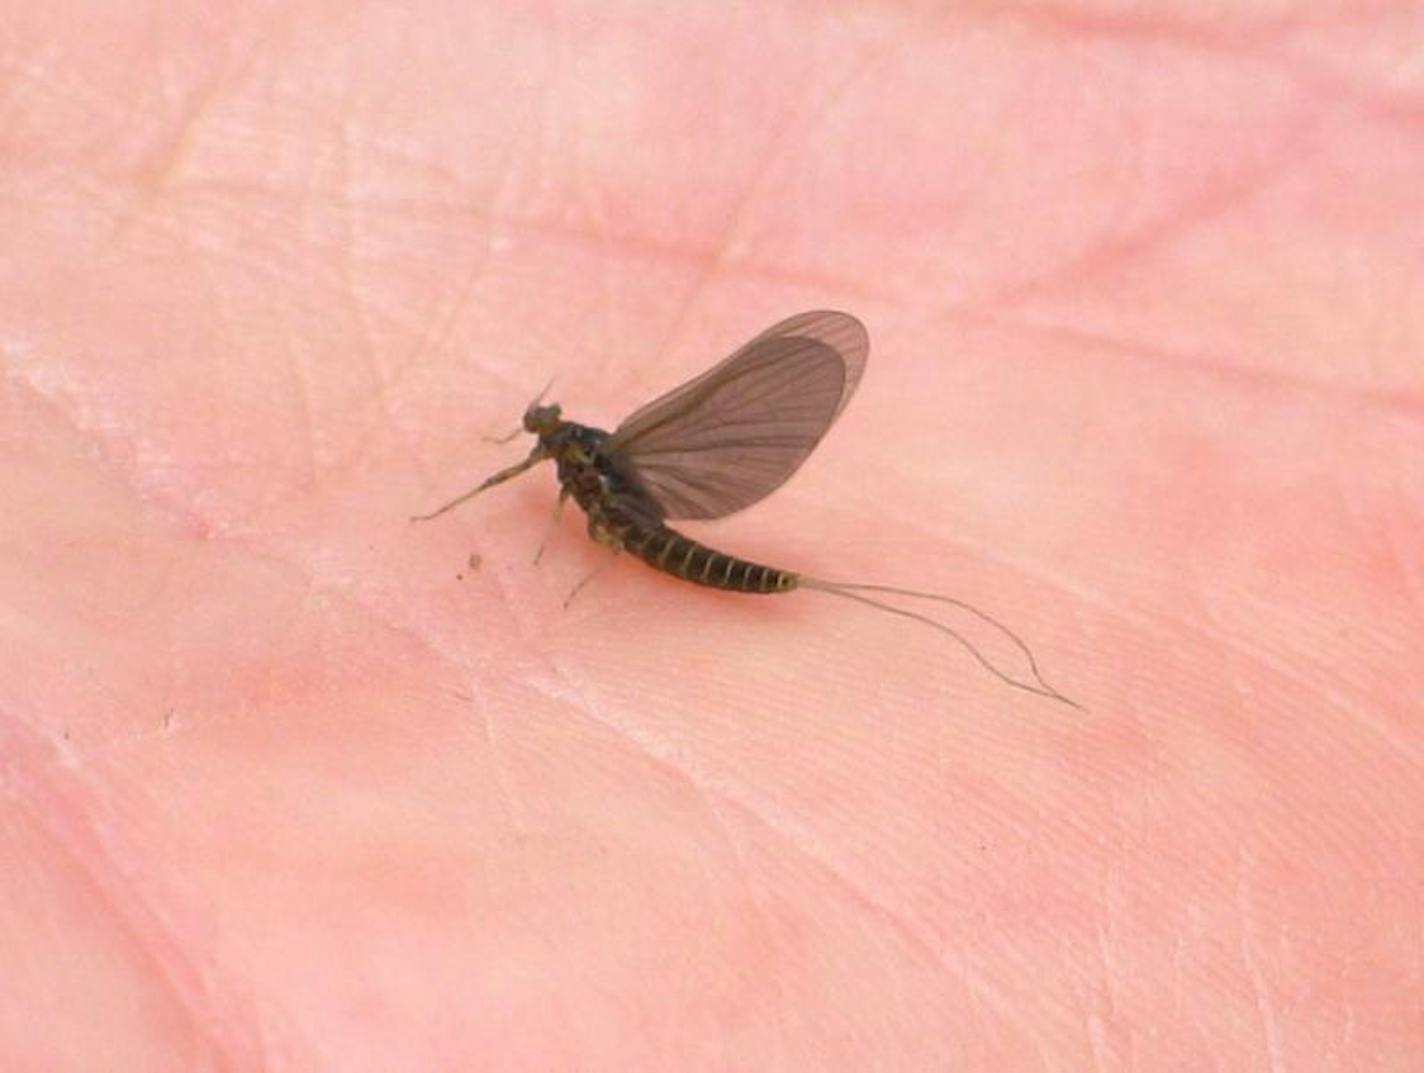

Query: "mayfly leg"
(411, 448), (546, 523)
(533, 489), (570, 564)
(563, 549), (618, 608)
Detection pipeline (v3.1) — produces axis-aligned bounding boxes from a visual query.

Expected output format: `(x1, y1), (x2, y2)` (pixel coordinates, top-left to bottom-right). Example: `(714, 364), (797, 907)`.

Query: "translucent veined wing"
(604, 311), (869, 520)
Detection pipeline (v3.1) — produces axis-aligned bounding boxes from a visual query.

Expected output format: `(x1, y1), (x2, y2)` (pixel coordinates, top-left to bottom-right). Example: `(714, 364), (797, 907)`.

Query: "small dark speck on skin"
(164, 709), (174, 729)
(467, 553), (482, 572)
(454, 690), (473, 701)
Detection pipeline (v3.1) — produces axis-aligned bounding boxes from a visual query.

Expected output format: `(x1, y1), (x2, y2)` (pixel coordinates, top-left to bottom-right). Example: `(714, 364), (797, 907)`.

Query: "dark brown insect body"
(414, 311), (1077, 708)
(543, 419), (796, 595)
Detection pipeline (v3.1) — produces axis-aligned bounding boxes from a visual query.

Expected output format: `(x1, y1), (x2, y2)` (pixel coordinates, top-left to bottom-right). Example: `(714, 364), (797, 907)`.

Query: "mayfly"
(414, 311), (1077, 707)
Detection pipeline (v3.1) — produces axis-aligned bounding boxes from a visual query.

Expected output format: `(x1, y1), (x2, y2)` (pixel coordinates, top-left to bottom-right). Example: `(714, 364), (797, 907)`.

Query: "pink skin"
(1, 3), (1419, 1069)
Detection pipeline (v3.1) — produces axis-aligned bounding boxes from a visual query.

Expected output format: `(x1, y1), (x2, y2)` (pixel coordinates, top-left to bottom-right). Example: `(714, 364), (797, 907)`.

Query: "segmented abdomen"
(626, 524), (797, 594)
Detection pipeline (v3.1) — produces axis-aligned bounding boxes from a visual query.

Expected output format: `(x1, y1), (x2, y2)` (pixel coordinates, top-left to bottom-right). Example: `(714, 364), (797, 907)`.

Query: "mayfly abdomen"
(627, 524), (798, 595)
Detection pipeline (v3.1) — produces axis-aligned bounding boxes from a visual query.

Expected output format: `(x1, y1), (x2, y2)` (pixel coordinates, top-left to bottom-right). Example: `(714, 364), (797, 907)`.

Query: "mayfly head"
(521, 376), (561, 436)
(522, 401), (562, 436)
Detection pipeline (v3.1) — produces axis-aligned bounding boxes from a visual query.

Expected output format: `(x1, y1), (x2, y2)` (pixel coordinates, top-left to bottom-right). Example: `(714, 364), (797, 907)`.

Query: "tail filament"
(799, 578), (1081, 710)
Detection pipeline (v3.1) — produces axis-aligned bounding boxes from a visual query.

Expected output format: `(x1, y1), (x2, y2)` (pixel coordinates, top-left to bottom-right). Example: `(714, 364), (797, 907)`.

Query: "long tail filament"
(799, 577), (1081, 710)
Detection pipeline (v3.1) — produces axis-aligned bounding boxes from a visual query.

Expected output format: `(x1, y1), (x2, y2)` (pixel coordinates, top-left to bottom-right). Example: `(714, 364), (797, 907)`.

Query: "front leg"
(563, 513), (626, 608)
(411, 445), (548, 522)
(533, 488), (570, 564)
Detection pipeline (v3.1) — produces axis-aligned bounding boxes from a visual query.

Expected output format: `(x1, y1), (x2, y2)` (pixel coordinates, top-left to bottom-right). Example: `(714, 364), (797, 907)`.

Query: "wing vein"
(603, 311), (869, 520)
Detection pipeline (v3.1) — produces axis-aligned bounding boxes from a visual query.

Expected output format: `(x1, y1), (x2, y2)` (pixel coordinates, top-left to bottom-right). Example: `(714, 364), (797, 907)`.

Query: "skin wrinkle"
(2, 713), (259, 1072)
(6, 4), (1420, 1067)
(115, 78), (217, 239)
(126, 195), (422, 355)
(1093, 914), (1120, 1019)
(3, 44), (129, 152)
(1199, 588), (1420, 763)
(842, 445), (1414, 759)
(984, 128), (1312, 314)
(529, 13), (560, 221)
(816, 27), (1318, 313)
(1085, 1013), (1110, 1073)
(392, 224), (494, 386)
(1296, 63), (1424, 128)
(958, 53), (1402, 318)
(1380, 503), (1424, 620)
(793, 491), (1102, 661)
(317, 129), (440, 493)
(47, 10), (1421, 340)
(542, 0), (617, 382)
(990, 0), (1305, 50)
(683, 787), (792, 1062)
(958, 308), (1424, 421)
(485, 22), (551, 238)
(529, 655), (1000, 1024)
(26, 161), (498, 540)
(562, 658), (1090, 1063)
(466, 198), (888, 307)
(0, 343), (213, 534)
(871, 324), (1418, 745)
(655, 16), (902, 345)
(543, 643), (1059, 1047)
(110, 12), (285, 248)
(5, 496), (514, 774)
(1318, 474), (1424, 706)
(144, 27), (233, 179)
(475, 689), (536, 897)
(659, 146), (788, 370)
(337, 24), (556, 400)
(110, 184), (261, 278)
(701, 774), (1071, 1063)
(1235, 859), (1286, 1073)
(281, 324), (321, 492)
(327, 89), (381, 424)
(15, 555), (606, 1064)
(513, 677), (1044, 1058)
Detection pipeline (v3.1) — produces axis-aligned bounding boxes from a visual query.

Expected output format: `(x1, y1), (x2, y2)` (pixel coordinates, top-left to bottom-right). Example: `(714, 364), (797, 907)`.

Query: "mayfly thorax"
(414, 311), (1077, 708)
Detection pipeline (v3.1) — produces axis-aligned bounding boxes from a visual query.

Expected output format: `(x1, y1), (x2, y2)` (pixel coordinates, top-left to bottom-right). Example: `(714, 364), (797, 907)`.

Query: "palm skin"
(1, 3), (1419, 1070)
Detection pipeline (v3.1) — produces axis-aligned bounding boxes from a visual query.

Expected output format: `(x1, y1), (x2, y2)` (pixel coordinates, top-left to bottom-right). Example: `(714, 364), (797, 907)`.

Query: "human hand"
(2, 3), (1417, 1069)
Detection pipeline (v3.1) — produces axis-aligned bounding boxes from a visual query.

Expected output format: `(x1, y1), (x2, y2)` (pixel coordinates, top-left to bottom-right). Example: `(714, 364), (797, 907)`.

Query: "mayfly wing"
(603, 311), (869, 520)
